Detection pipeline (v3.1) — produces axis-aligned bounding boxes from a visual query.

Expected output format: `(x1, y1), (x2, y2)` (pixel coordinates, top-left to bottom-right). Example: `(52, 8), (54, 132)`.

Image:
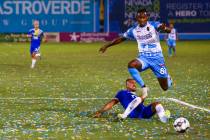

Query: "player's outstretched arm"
(99, 37), (127, 53)
(42, 34), (47, 43)
(26, 34), (32, 38)
(93, 99), (119, 118)
(158, 23), (171, 33)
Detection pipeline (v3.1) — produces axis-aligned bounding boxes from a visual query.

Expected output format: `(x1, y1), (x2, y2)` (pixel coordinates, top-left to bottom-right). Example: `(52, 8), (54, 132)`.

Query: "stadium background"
(1, 0), (210, 42)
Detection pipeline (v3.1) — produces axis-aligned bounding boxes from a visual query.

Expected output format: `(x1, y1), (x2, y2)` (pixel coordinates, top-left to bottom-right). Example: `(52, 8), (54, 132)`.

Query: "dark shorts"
(129, 103), (156, 119)
(140, 104), (156, 119)
(30, 46), (40, 55)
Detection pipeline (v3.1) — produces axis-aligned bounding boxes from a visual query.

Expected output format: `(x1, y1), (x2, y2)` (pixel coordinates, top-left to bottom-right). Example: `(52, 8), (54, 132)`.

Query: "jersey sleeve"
(123, 26), (135, 40)
(40, 30), (44, 38)
(149, 21), (161, 30)
(28, 29), (33, 36)
(115, 90), (123, 100)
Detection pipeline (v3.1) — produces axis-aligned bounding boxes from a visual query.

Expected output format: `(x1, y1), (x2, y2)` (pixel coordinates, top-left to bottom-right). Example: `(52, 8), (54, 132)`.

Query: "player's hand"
(99, 46), (107, 53)
(42, 38), (47, 43)
(27, 34), (32, 38)
(159, 23), (167, 31)
(93, 111), (102, 118)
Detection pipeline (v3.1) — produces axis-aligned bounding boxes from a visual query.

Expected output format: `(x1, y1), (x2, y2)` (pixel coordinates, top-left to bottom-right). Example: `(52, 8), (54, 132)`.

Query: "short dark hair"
(137, 8), (147, 14)
(126, 78), (134, 84)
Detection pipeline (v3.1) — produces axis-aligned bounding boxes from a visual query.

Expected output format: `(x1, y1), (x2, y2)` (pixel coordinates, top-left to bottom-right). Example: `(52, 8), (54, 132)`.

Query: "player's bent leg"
(168, 46), (172, 57)
(31, 53), (37, 69)
(157, 75), (173, 91)
(128, 59), (145, 88)
(152, 102), (168, 123)
(35, 53), (41, 59)
(173, 47), (176, 56)
(128, 59), (142, 71)
(157, 78), (168, 91)
(151, 56), (172, 91)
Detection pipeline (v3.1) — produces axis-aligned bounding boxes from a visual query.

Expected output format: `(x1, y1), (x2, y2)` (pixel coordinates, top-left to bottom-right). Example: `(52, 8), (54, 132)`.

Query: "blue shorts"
(129, 103), (155, 119)
(30, 46), (40, 55)
(167, 39), (176, 47)
(140, 104), (156, 119)
(130, 104), (155, 119)
(137, 52), (168, 78)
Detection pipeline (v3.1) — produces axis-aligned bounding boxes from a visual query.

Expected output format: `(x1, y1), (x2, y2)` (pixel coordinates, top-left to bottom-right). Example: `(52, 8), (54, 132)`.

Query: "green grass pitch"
(0, 41), (209, 139)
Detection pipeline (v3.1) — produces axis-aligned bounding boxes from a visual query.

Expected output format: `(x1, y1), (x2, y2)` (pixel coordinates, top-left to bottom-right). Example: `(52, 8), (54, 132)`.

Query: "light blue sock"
(128, 68), (145, 87)
(167, 75), (173, 88)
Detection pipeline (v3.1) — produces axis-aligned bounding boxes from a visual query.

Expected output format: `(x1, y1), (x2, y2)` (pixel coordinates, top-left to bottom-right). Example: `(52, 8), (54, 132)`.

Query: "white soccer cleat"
(165, 110), (171, 118)
(117, 114), (127, 119)
(142, 87), (149, 98)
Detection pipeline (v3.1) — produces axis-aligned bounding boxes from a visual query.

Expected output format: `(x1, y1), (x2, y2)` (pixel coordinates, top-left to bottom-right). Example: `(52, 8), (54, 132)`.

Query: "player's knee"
(152, 102), (160, 107)
(128, 60), (140, 68)
(151, 102), (161, 112)
(160, 83), (168, 91)
(31, 53), (36, 58)
(162, 86), (168, 91)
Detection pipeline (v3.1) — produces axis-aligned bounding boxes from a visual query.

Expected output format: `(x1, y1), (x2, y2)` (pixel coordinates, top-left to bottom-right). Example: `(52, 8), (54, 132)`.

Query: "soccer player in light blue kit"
(27, 20), (45, 68)
(99, 9), (172, 96)
(94, 79), (169, 123)
(166, 23), (177, 57)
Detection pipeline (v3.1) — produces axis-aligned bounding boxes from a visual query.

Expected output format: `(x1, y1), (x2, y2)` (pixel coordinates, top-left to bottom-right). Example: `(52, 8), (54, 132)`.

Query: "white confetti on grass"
(0, 97), (209, 113)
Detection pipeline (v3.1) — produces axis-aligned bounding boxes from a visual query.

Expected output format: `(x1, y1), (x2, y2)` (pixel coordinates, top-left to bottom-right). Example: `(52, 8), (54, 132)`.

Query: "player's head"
(169, 22), (174, 28)
(126, 78), (136, 92)
(136, 9), (149, 27)
(33, 20), (39, 29)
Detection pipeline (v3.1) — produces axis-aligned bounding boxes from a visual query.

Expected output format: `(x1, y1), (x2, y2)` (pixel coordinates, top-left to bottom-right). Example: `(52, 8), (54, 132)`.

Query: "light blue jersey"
(167, 28), (176, 47)
(123, 21), (162, 54)
(124, 21), (168, 78)
(168, 28), (177, 40)
(28, 28), (44, 54)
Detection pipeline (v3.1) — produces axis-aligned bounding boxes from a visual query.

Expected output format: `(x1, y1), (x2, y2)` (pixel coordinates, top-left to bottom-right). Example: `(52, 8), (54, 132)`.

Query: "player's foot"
(117, 113), (127, 119)
(165, 110), (171, 118)
(142, 86), (149, 98)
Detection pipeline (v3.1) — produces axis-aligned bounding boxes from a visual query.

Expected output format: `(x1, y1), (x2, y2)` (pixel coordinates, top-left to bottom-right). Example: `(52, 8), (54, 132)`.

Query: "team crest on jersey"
(137, 32), (152, 40)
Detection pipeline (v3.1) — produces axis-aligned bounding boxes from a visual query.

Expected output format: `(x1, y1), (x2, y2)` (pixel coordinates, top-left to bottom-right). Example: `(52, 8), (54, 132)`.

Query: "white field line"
(166, 98), (210, 113)
(0, 97), (209, 113)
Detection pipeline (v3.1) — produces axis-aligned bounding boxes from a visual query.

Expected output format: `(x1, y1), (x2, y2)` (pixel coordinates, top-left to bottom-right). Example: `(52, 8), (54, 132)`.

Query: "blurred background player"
(166, 23), (177, 57)
(99, 9), (173, 96)
(94, 79), (170, 123)
(27, 20), (46, 68)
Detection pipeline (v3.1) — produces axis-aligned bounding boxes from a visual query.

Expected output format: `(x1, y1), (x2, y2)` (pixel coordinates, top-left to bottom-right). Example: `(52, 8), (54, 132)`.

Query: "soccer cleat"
(142, 86), (149, 98)
(117, 114), (127, 119)
(165, 110), (171, 118)
(31, 65), (35, 69)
